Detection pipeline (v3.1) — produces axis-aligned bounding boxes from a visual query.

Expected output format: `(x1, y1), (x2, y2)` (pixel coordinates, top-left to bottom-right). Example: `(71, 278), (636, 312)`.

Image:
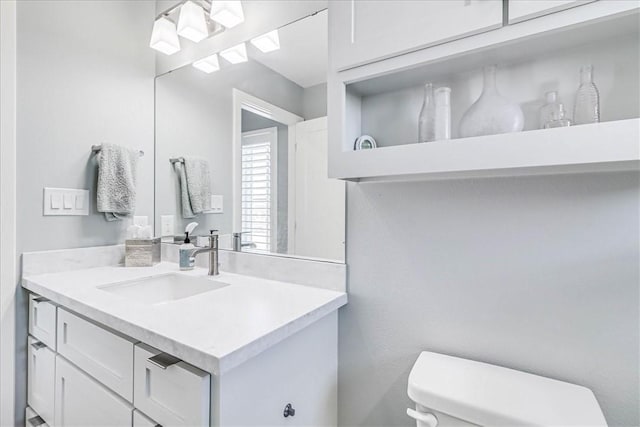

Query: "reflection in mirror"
(155, 10), (345, 262)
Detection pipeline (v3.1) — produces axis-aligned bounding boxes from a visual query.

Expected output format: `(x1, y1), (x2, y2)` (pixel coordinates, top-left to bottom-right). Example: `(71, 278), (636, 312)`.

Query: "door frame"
(0, 1), (17, 425)
(231, 89), (303, 242)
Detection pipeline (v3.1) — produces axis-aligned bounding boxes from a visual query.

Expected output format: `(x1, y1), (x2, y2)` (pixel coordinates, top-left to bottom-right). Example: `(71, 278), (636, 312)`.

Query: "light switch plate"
(43, 188), (89, 216)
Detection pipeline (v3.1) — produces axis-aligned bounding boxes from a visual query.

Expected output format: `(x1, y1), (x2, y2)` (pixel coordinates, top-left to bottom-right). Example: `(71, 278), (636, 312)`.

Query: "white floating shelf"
(332, 119), (640, 182)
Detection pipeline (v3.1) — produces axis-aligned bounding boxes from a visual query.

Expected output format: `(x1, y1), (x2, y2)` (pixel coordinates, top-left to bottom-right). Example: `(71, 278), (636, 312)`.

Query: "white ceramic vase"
(459, 65), (524, 138)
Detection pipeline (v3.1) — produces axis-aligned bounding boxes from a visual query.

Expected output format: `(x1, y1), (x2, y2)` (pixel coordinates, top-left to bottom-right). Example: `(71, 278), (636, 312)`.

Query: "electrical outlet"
(161, 215), (175, 241)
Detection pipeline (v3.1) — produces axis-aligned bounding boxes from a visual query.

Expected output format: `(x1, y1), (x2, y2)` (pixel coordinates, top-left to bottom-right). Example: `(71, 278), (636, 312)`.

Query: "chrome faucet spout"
(189, 230), (219, 275)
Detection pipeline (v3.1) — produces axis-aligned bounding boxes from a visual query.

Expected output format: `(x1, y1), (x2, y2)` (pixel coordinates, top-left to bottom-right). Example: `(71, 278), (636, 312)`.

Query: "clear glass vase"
(418, 83), (435, 143)
(573, 65), (600, 125)
(459, 65), (524, 138)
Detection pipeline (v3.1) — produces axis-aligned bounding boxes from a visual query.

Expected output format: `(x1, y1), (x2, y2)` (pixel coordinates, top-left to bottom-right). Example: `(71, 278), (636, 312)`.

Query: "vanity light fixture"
(250, 30), (280, 53)
(149, 17), (181, 55)
(220, 42), (248, 64)
(210, 1), (245, 29)
(177, 1), (209, 43)
(193, 54), (220, 73)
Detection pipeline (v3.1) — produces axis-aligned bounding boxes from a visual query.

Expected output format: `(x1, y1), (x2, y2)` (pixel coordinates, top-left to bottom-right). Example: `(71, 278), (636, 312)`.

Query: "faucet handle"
(209, 229), (219, 235)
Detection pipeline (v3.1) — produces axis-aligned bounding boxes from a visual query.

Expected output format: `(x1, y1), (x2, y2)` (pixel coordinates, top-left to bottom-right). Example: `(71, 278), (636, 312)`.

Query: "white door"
(240, 128), (278, 253)
(329, 0), (503, 71)
(290, 117), (345, 261)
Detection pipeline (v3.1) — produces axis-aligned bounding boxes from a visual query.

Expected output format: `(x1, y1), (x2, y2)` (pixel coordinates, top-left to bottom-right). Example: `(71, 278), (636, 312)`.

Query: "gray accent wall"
(303, 83), (328, 120)
(15, 1), (156, 424)
(339, 172), (639, 427)
(16, 0), (156, 252)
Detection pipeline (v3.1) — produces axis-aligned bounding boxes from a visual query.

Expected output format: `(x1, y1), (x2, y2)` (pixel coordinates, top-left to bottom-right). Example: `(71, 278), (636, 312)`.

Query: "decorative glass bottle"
(573, 65), (600, 125)
(434, 87), (451, 140)
(539, 91), (560, 129)
(459, 65), (524, 138)
(545, 103), (572, 128)
(418, 82), (435, 143)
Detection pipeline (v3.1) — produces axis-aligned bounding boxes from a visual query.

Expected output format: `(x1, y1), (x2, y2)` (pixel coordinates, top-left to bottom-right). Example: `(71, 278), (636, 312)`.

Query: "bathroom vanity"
(22, 247), (347, 427)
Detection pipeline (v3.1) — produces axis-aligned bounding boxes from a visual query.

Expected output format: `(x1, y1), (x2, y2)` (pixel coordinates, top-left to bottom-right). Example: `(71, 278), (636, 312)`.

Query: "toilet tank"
(407, 352), (607, 426)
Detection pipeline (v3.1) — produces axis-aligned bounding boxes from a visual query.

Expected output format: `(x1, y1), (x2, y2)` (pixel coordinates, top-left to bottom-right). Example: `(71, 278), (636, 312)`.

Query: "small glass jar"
(434, 87), (451, 140)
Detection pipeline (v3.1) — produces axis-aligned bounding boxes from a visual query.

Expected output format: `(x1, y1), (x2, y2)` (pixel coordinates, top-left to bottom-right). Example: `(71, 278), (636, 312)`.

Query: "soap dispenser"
(179, 222), (198, 270)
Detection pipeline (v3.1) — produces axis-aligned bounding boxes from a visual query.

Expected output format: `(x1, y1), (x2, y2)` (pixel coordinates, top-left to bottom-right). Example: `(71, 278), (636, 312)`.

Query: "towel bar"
(91, 144), (144, 157)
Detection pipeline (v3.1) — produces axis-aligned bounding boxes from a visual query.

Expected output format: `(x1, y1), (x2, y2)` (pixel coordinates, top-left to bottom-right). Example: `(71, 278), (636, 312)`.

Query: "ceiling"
(248, 9), (328, 89)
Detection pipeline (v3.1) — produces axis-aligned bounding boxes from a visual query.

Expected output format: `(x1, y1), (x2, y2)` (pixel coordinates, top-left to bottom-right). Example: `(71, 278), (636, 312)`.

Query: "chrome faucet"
(189, 230), (219, 276)
(233, 232), (257, 252)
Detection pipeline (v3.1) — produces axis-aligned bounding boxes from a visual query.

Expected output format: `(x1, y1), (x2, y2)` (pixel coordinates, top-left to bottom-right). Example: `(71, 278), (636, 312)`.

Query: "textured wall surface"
(339, 172), (639, 427)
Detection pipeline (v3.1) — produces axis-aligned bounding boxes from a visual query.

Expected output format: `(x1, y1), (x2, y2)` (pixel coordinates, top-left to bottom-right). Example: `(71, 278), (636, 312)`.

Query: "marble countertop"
(22, 262), (347, 375)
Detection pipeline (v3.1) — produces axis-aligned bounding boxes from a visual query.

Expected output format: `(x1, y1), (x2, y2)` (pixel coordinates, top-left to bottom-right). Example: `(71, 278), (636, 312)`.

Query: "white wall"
(339, 172), (639, 427)
(15, 1), (156, 424)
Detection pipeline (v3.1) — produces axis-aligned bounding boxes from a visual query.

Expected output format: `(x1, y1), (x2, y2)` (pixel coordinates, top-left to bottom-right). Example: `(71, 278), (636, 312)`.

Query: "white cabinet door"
(54, 356), (133, 426)
(57, 308), (135, 401)
(27, 337), (55, 425)
(508, 0), (596, 24)
(29, 294), (56, 349)
(133, 343), (210, 427)
(329, 0), (503, 71)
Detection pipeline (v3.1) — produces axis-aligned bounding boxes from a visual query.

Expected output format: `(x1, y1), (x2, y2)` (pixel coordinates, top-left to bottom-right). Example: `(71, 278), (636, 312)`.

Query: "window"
(241, 128), (277, 252)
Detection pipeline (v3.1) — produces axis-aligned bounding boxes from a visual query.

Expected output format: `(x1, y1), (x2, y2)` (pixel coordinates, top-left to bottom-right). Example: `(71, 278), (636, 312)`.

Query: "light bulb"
(210, 1), (244, 29)
(177, 1), (208, 43)
(220, 43), (248, 64)
(149, 17), (181, 55)
(250, 30), (280, 53)
(193, 54), (220, 73)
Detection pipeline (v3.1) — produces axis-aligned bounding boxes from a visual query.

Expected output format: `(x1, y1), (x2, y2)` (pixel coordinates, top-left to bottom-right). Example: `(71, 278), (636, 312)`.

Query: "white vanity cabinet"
(26, 290), (340, 426)
(57, 308), (135, 401)
(27, 337), (55, 425)
(507, 0), (596, 24)
(134, 343), (210, 427)
(28, 294), (57, 349)
(54, 356), (133, 426)
(329, 0), (503, 71)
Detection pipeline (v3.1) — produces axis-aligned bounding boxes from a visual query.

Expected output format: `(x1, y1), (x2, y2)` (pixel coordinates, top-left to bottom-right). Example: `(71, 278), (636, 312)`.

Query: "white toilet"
(407, 352), (607, 427)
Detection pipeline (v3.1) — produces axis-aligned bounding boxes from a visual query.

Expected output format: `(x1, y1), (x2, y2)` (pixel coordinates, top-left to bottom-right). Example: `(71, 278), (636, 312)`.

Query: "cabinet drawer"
(25, 406), (50, 427)
(133, 410), (159, 427)
(57, 308), (136, 401)
(29, 294), (56, 349)
(508, 0), (596, 24)
(27, 336), (55, 425)
(54, 355), (133, 426)
(134, 343), (210, 427)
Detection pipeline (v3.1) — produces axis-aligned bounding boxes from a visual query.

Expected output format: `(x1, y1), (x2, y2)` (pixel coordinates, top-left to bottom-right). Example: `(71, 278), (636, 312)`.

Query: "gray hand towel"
(96, 143), (139, 221)
(175, 157), (211, 219)
(175, 162), (195, 219)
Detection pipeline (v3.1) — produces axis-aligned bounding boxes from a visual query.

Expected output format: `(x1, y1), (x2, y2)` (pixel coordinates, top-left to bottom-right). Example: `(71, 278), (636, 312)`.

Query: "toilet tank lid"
(407, 352), (607, 426)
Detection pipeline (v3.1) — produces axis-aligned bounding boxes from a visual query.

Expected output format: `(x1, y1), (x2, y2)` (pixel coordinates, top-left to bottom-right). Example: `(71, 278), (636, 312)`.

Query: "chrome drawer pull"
(31, 341), (47, 351)
(33, 296), (49, 303)
(148, 352), (181, 369)
(28, 415), (46, 427)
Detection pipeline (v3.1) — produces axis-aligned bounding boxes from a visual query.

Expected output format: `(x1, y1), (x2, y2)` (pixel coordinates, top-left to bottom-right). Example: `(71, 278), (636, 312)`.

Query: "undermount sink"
(99, 273), (230, 305)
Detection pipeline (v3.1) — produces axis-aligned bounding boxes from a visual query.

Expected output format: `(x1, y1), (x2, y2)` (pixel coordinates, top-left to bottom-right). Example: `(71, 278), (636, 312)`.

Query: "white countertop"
(22, 262), (347, 375)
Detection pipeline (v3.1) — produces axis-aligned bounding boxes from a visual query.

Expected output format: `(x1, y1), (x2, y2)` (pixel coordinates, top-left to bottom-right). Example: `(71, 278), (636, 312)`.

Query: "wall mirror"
(155, 9), (345, 262)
